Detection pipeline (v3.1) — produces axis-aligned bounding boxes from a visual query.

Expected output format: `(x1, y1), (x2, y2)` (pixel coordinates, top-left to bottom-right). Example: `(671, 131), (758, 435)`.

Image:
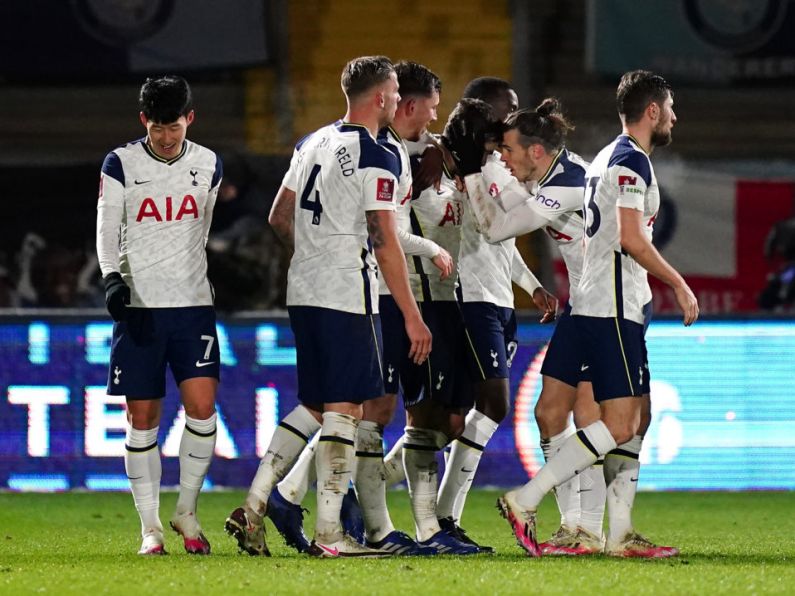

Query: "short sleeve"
(361, 167), (398, 212)
(611, 151), (651, 211)
(281, 148), (301, 191)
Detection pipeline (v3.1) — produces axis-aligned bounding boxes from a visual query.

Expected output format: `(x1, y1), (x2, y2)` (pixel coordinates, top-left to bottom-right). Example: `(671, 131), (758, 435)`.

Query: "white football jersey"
(96, 138), (221, 308)
(405, 135), (464, 302)
(377, 127), (414, 296)
(572, 134), (659, 324)
(477, 148), (587, 301)
(458, 153), (522, 308)
(282, 121), (399, 315)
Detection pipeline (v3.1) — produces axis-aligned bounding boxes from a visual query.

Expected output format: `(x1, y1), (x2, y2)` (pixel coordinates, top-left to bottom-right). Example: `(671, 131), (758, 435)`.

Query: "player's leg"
(307, 309), (387, 557)
(355, 395), (394, 542)
(110, 307), (169, 555)
(437, 303), (510, 548)
(226, 306), (322, 556)
(403, 302), (478, 555)
(571, 381), (607, 552)
(498, 315), (646, 556)
(125, 398), (166, 555)
(383, 435), (406, 486)
(534, 376), (579, 553)
(353, 294), (403, 548)
(403, 399), (478, 555)
(604, 392), (675, 557)
(267, 433), (318, 553)
(166, 306), (220, 554)
(171, 377), (217, 554)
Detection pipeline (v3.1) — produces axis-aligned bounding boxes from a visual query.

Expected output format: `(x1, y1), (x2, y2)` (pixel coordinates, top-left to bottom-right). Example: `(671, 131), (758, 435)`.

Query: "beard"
(651, 124), (672, 147)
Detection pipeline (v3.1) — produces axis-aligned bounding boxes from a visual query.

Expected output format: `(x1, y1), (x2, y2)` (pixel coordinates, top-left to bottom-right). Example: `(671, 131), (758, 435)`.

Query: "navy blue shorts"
(288, 306), (384, 405)
(380, 297), (472, 409)
(405, 301), (473, 410)
(380, 294), (410, 396)
(459, 302), (518, 381)
(572, 314), (650, 402)
(540, 303), (590, 388)
(107, 306), (220, 399)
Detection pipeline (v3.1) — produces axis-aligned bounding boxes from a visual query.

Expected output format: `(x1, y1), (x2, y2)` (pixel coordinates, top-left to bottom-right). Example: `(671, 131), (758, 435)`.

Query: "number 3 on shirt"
(584, 176), (601, 237)
(300, 164), (323, 225)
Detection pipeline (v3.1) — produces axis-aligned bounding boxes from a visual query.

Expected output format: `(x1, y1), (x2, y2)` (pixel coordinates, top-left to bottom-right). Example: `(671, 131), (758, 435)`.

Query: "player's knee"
(363, 396), (396, 426)
(605, 422), (635, 446)
(534, 398), (568, 438)
(445, 414), (466, 440)
(184, 402), (216, 421)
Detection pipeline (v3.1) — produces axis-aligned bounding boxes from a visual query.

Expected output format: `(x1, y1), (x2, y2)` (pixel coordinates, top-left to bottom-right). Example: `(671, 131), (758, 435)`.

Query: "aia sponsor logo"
(376, 178), (394, 202)
(136, 195), (199, 222)
(437, 201), (463, 226)
(488, 182), (500, 197)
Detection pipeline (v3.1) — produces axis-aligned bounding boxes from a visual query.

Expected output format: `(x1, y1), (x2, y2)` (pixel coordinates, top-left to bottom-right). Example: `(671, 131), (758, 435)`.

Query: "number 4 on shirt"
(300, 164), (323, 225)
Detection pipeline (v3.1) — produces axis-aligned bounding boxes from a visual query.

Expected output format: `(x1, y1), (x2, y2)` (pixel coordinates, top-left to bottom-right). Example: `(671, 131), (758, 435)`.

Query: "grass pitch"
(0, 490), (792, 595)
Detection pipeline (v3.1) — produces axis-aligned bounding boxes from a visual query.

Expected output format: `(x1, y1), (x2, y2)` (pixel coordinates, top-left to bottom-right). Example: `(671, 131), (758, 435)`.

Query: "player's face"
(410, 90), (440, 138)
(499, 128), (533, 182)
(651, 94), (676, 147)
(492, 89), (519, 122)
(379, 72), (401, 127)
(141, 110), (194, 160)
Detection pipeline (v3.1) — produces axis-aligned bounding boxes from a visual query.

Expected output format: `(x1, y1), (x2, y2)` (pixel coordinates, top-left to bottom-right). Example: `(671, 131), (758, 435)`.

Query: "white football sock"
(383, 435), (406, 487)
(125, 425), (162, 535)
(541, 425), (579, 529)
(437, 409), (498, 523)
(514, 421), (616, 511)
(354, 420), (394, 542)
(578, 458), (606, 537)
(403, 426), (447, 541)
(277, 433), (319, 506)
(175, 413), (217, 516)
(604, 435), (643, 543)
(245, 405), (320, 515)
(314, 411), (358, 544)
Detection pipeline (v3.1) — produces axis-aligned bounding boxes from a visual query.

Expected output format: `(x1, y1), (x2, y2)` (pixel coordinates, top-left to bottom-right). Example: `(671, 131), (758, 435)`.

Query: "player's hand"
(103, 272), (130, 322)
(441, 98), (503, 177)
(674, 283), (699, 326)
(413, 144), (444, 193)
(405, 313), (432, 365)
(431, 248), (454, 281)
(532, 287), (558, 324)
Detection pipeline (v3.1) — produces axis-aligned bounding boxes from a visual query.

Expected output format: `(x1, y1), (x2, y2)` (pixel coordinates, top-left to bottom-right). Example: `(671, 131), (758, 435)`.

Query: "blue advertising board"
(1, 315), (794, 491)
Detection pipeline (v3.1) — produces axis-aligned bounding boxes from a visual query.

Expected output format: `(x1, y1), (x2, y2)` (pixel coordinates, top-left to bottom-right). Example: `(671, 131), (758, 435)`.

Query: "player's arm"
(269, 185), (296, 250)
(396, 226), (453, 280)
(202, 155), (223, 243)
(510, 246), (558, 323)
(367, 210), (431, 364)
(96, 152), (130, 321)
(463, 169), (551, 243)
(618, 206), (698, 326)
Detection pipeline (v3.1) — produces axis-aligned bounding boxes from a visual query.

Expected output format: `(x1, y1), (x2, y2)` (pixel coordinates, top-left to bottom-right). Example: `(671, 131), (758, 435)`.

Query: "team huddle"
(96, 56), (698, 559)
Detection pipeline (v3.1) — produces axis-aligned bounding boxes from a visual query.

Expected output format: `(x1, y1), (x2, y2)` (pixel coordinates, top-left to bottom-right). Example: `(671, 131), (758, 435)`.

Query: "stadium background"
(1, 0), (794, 493)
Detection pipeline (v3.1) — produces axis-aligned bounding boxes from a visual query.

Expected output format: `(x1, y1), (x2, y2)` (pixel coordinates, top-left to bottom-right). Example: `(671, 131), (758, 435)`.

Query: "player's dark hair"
(138, 75), (193, 124)
(341, 55), (395, 101)
(504, 97), (574, 153)
(616, 70), (673, 124)
(461, 76), (512, 104)
(394, 61), (441, 98)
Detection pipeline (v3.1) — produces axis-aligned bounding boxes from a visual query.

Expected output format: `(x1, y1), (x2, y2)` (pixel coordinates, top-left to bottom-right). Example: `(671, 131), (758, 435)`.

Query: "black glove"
(103, 272), (130, 322)
(442, 98), (504, 177)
